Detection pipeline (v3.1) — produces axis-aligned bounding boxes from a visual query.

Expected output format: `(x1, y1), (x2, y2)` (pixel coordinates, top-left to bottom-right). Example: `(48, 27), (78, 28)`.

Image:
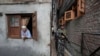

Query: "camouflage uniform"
(56, 28), (67, 56)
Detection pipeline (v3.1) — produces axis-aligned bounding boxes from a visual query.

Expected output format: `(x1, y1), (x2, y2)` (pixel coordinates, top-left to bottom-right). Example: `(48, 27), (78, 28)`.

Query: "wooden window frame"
(60, 0), (85, 25)
(7, 13), (38, 40)
(77, 0), (85, 17)
(32, 12), (38, 40)
(64, 10), (75, 21)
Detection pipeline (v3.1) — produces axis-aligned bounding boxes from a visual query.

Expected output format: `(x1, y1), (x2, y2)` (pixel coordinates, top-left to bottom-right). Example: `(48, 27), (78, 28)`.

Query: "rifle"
(61, 33), (70, 43)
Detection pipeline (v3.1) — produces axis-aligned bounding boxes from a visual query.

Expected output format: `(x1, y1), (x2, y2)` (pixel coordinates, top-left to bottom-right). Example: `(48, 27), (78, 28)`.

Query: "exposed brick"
(65, 0), (100, 56)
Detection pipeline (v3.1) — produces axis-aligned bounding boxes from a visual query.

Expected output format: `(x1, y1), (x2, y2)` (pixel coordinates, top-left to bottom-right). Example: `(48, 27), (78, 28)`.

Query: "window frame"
(6, 13), (38, 40)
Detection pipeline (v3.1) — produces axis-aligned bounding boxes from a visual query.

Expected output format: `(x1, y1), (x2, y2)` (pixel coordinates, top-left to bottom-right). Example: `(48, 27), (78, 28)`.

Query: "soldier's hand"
(62, 36), (65, 38)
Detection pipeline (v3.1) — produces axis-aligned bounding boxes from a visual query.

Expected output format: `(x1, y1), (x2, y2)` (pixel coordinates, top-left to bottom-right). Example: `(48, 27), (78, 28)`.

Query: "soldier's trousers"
(57, 39), (65, 56)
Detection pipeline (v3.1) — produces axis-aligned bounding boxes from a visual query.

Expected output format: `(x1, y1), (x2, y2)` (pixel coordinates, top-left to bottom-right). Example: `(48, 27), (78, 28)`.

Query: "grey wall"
(0, 0), (51, 3)
(0, 3), (51, 56)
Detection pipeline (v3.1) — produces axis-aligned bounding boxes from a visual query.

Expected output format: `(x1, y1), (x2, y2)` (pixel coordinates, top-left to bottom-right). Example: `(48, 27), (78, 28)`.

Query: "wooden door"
(8, 15), (21, 38)
(32, 12), (38, 40)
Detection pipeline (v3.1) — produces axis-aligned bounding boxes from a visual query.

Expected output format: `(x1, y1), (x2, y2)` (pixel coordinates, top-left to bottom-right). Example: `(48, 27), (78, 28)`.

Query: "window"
(10, 16), (20, 27)
(77, 0), (85, 17)
(64, 10), (75, 21)
(64, 0), (85, 21)
(7, 13), (38, 40)
(59, 0), (85, 25)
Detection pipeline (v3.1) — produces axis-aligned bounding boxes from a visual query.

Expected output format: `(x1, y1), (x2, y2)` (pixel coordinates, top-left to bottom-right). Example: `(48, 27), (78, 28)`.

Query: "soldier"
(56, 25), (69, 56)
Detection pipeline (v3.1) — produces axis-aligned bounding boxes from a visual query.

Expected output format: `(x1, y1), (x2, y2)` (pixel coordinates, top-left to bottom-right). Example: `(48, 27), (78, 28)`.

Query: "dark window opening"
(26, 17), (32, 36)
(21, 14), (33, 38)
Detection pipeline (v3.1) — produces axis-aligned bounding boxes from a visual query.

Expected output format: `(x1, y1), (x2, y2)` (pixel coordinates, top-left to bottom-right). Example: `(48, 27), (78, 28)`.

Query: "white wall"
(0, 3), (51, 56)
(0, 0), (51, 3)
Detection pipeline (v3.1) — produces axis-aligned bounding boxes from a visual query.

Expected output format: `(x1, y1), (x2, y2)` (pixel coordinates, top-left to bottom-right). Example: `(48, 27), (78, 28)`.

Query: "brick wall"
(65, 0), (100, 56)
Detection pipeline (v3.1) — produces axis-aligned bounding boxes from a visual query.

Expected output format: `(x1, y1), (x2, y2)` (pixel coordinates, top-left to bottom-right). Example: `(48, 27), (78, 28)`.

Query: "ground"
(51, 36), (70, 56)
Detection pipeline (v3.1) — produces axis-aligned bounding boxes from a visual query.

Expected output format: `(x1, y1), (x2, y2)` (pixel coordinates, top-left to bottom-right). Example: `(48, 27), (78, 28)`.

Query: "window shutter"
(77, 0), (85, 16)
(64, 10), (75, 21)
(32, 12), (38, 40)
(8, 15), (21, 39)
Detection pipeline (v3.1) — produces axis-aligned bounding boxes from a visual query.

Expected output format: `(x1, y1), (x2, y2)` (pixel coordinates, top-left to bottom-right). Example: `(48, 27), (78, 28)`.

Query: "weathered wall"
(0, 0), (51, 3)
(0, 3), (51, 56)
(65, 0), (100, 56)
